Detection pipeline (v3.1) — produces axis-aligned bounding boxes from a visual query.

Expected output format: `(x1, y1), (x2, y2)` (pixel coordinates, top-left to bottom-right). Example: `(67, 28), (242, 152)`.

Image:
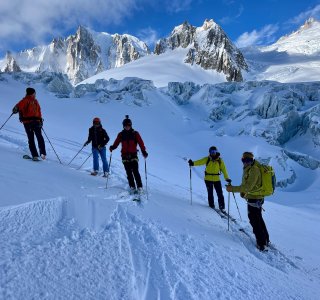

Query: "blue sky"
(0, 0), (320, 56)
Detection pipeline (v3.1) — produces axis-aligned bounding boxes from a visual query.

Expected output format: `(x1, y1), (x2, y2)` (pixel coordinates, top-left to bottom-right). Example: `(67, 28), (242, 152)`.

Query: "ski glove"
(84, 141), (89, 147)
(188, 159), (194, 166)
(142, 150), (148, 158)
(109, 145), (115, 152)
(226, 185), (233, 192)
(12, 106), (19, 114)
(226, 179), (232, 184)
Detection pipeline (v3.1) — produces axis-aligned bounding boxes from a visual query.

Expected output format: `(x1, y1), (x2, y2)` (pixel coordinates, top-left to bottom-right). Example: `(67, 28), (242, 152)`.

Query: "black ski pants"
(247, 199), (270, 248)
(205, 180), (225, 209)
(23, 121), (46, 158)
(123, 159), (142, 189)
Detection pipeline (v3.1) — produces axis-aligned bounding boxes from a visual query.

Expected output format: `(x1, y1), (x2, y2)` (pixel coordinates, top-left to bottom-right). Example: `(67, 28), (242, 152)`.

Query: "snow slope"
(80, 48), (226, 88)
(243, 19), (320, 83)
(0, 75), (319, 299)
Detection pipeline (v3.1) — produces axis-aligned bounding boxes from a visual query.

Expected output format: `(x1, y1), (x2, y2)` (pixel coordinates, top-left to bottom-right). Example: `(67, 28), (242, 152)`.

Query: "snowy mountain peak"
(201, 19), (218, 30)
(154, 19), (248, 81)
(0, 26), (150, 84)
(264, 18), (320, 55)
(299, 17), (319, 31)
(3, 51), (21, 72)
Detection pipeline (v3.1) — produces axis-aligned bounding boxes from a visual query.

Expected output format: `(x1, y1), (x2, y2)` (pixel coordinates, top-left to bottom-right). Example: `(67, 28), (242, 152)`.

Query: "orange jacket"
(14, 95), (42, 124)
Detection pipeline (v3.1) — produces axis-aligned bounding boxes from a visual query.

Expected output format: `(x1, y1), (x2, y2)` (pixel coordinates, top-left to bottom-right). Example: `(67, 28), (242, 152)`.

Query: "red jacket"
(14, 95), (42, 124)
(111, 129), (146, 158)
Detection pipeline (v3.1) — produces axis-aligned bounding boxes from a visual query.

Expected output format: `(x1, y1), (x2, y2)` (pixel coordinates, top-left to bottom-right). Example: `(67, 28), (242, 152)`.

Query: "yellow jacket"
(232, 161), (262, 199)
(194, 156), (229, 182)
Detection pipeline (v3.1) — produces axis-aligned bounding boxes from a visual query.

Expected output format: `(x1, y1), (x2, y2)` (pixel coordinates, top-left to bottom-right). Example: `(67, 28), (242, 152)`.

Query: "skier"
(84, 117), (110, 177)
(12, 87), (46, 161)
(109, 115), (148, 194)
(188, 146), (231, 211)
(226, 152), (270, 251)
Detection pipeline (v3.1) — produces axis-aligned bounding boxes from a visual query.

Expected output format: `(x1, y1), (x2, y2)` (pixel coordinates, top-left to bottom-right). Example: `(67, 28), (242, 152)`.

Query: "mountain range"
(0, 19), (248, 84)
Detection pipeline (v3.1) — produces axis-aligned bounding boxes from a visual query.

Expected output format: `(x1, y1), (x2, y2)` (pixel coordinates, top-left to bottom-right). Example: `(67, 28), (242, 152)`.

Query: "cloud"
(287, 4), (320, 25)
(0, 0), (145, 51)
(219, 4), (244, 25)
(235, 24), (279, 48)
(165, 0), (194, 13)
(137, 27), (159, 48)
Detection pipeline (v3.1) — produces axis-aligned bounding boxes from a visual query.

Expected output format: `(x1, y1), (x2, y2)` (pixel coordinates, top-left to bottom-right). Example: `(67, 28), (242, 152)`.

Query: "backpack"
(255, 161), (276, 197)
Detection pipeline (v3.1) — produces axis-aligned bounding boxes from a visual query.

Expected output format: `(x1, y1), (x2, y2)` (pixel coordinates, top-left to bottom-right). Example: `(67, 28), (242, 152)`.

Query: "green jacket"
(194, 156), (229, 182)
(232, 160), (262, 199)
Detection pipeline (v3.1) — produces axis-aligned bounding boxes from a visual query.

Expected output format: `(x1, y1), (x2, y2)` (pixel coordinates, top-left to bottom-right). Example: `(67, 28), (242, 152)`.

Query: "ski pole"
(106, 152), (112, 189)
(77, 152), (92, 170)
(189, 166), (193, 205)
(67, 145), (85, 166)
(0, 113), (13, 130)
(41, 127), (62, 164)
(232, 192), (242, 221)
(228, 190), (230, 231)
(144, 158), (148, 200)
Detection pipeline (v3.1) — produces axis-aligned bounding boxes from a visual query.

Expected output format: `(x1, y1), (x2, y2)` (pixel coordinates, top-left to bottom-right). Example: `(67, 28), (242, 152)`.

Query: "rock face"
(1, 26), (150, 84)
(154, 20), (248, 81)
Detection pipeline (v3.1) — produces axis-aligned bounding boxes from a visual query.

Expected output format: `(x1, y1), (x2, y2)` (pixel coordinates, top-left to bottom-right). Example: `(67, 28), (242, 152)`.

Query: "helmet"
(93, 117), (101, 124)
(209, 146), (217, 155)
(122, 115), (132, 127)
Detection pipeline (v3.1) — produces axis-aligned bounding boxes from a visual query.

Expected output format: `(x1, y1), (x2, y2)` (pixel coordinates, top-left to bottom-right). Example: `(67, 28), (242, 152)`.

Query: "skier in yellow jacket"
(188, 146), (231, 211)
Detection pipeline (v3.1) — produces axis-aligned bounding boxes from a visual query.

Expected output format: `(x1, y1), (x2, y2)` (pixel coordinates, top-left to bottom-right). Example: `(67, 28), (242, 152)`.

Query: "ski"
(212, 208), (251, 236)
(212, 207), (228, 219)
(23, 155), (41, 161)
(220, 210), (237, 223)
(128, 189), (142, 202)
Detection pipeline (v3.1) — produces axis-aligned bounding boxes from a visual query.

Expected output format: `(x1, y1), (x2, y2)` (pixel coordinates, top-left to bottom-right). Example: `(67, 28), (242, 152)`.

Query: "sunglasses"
(241, 157), (253, 163)
(209, 149), (217, 155)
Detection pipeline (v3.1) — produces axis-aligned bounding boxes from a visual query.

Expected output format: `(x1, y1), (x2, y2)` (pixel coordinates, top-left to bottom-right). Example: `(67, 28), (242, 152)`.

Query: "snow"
(0, 72), (319, 299)
(243, 19), (320, 83)
(80, 48), (226, 88)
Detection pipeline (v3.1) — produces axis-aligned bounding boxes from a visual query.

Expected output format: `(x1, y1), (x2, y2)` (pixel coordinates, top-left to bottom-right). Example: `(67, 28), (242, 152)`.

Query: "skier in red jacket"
(12, 87), (46, 161)
(109, 115), (148, 193)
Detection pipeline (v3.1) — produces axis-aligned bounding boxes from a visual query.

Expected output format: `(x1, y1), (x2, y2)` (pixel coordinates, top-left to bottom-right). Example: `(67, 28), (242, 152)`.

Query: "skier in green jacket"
(226, 152), (270, 251)
(188, 146), (231, 211)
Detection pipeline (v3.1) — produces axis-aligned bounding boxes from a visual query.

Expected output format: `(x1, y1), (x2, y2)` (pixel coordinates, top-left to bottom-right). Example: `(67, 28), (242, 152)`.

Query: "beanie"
(209, 146), (217, 152)
(242, 152), (254, 159)
(122, 115), (132, 127)
(26, 87), (36, 95)
(93, 117), (101, 124)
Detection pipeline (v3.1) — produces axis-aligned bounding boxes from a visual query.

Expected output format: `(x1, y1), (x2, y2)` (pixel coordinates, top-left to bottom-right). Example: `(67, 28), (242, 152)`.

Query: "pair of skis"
(211, 207), (299, 267)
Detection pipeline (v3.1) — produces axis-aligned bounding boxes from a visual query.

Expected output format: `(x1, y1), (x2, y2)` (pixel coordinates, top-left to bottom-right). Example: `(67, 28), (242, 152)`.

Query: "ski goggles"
(241, 157), (254, 163)
(209, 149), (217, 155)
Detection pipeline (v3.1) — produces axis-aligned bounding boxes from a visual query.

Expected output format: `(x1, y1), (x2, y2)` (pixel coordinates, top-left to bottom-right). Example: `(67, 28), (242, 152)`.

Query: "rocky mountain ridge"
(154, 19), (248, 81)
(0, 26), (150, 84)
(1, 20), (248, 84)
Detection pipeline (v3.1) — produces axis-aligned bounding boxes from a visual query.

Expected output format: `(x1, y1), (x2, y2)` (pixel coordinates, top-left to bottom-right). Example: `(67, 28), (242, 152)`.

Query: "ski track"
(1, 194), (318, 299)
